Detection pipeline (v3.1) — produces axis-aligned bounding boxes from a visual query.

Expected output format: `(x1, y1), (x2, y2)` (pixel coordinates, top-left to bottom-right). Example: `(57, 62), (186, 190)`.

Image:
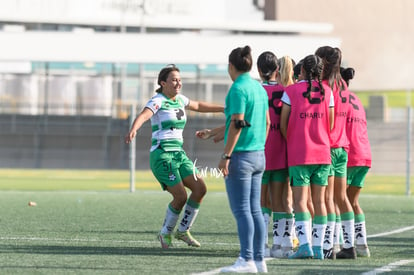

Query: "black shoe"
(323, 248), (336, 259)
(336, 247), (357, 259)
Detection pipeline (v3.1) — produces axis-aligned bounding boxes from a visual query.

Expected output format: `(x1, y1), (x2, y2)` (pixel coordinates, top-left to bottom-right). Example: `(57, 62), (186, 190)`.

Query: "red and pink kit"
(283, 81), (332, 167)
(327, 80), (350, 151)
(346, 92), (372, 167)
(263, 82), (287, 170)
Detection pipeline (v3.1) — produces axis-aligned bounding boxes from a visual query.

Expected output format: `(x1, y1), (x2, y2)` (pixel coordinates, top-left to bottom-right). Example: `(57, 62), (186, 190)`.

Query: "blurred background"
(0, 0), (412, 188)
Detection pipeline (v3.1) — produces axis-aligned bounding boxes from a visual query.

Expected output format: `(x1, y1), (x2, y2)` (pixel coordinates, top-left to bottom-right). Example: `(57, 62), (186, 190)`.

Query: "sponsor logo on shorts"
(168, 173), (176, 181)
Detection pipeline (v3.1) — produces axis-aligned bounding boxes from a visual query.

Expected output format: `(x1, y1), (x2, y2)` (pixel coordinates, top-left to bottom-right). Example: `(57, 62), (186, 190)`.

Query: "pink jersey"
(346, 92), (372, 167)
(327, 80), (350, 150)
(283, 80), (332, 166)
(263, 82), (288, 170)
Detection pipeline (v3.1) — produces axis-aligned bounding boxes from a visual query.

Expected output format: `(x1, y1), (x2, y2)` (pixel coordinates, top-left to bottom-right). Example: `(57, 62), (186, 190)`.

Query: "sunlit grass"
(0, 169), (411, 196)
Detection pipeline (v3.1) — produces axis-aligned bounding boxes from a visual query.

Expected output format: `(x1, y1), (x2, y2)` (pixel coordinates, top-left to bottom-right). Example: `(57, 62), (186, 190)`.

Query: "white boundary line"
(361, 259), (414, 275)
(1, 225), (413, 275)
(367, 225), (414, 238)
(190, 225), (414, 275)
(2, 225), (411, 245)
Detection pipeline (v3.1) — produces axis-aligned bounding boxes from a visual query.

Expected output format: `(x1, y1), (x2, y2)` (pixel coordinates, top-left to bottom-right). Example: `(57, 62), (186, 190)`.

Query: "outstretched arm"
(187, 100), (224, 113)
(195, 125), (226, 142)
(125, 107), (153, 144)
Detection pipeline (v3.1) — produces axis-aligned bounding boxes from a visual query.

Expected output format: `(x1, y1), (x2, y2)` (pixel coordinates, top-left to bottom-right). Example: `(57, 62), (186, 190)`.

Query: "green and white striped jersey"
(145, 93), (189, 152)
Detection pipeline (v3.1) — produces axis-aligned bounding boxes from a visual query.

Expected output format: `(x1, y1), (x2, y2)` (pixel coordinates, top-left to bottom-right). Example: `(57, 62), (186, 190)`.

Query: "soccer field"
(0, 170), (413, 274)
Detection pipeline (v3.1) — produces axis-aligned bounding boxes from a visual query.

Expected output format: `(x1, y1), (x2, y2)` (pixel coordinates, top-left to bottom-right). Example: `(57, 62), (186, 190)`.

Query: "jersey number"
(302, 86), (322, 104)
(269, 90), (284, 116)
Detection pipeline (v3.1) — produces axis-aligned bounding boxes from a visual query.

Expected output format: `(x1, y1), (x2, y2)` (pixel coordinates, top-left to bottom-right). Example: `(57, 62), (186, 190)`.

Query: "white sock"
(334, 221), (341, 247)
(323, 221), (336, 250)
(160, 205), (180, 235)
(263, 212), (270, 246)
(342, 219), (355, 249)
(295, 220), (311, 246)
(272, 214), (286, 246)
(312, 223), (327, 248)
(281, 215), (294, 248)
(355, 221), (368, 246)
(177, 203), (199, 232)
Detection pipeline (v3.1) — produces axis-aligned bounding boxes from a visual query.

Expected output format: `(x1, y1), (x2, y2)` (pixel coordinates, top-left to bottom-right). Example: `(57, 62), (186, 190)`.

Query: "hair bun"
(241, 46), (251, 57)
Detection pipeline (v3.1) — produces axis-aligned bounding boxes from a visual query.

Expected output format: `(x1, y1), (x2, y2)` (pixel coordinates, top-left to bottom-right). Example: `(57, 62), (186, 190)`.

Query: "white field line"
(1, 225), (413, 275)
(190, 268), (222, 275)
(2, 225), (411, 245)
(191, 225), (414, 275)
(361, 259), (414, 275)
(361, 226), (414, 275)
(367, 225), (414, 238)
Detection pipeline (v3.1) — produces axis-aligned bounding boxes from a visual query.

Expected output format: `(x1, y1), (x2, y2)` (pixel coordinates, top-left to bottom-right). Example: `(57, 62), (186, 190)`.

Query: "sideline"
(191, 225), (414, 275)
(361, 260), (414, 275)
(2, 225), (413, 275)
(367, 225), (414, 238)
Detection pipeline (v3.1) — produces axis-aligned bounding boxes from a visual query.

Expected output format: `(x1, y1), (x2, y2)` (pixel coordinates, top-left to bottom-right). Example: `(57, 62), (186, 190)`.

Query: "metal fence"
(0, 72), (412, 195)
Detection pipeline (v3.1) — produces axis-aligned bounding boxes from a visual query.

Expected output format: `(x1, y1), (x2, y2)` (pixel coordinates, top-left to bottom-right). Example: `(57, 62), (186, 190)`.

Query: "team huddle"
(125, 45), (371, 273)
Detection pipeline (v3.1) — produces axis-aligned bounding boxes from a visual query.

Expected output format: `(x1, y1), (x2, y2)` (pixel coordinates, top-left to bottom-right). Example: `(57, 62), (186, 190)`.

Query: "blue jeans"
(225, 150), (266, 261)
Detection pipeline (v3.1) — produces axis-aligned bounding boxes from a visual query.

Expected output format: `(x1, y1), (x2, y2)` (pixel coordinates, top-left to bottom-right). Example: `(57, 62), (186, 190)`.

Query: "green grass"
(355, 90), (414, 108)
(0, 169), (413, 274)
(0, 169), (412, 195)
(0, 191), (413, 274)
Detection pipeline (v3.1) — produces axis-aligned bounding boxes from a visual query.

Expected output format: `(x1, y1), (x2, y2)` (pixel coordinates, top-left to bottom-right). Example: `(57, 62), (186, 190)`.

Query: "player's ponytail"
(302, 55), (325, 101)
(257, 51), (278, 82)
(340, 67), (355, 87)
(229, 45), (253, 72)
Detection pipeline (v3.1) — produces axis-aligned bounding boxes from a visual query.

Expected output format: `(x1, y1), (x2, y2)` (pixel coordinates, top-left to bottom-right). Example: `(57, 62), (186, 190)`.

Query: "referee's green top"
(224, 73), (269, 152)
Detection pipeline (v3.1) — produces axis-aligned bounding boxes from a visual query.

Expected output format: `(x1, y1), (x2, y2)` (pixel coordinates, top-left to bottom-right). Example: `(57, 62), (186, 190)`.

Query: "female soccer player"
(315, 46), (356, 259)
(257, 51), (294, 259)
(125, 64), (223, 249)
(342, 67), (372, 257)
(277, 56), (295, 87)
(280, 54), (334, 259)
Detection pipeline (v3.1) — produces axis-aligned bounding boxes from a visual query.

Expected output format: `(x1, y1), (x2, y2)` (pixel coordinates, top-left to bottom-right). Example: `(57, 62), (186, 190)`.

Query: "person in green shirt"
(197, 46), (270, 273)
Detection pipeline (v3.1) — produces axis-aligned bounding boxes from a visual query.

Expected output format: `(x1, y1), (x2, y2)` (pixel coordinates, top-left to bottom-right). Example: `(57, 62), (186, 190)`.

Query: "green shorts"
(289, 165), (330, 187)
(149, 148), (198, 190)
(329, 147), (348, 178)
(262, 169), (289, 185)
(347, 166), (370, 188)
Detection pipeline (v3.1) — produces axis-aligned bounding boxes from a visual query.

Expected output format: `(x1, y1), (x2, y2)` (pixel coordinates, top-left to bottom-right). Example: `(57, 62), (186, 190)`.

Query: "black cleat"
(323, 248), (336, 259)
(336, 247), (357, 259)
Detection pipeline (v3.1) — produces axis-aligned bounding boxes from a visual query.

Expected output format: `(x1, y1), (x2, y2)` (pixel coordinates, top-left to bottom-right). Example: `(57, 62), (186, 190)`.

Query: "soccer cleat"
(333, 243), (341, 253)
(221, 257), (258, 273)
(264, 244), (270, 258)
(175, 230), (201, 247)
(292, 237), (300, 249)
(312, 246), (324, 260)
(356, 245), (371, 258)
(323, 248), (336, 260)
(269, 244), (281, 258)
(158, 233), (173, 249)
(273, 246), (295, 258)
(336, 247), (357, 259)
(255, 260), (268, 273)
(288, 244), (314, 259)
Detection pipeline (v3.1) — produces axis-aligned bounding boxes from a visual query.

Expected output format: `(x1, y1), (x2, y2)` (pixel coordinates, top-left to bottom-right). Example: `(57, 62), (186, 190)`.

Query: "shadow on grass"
(0, 244), (233, 257)
(83, 229), (236, 237)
